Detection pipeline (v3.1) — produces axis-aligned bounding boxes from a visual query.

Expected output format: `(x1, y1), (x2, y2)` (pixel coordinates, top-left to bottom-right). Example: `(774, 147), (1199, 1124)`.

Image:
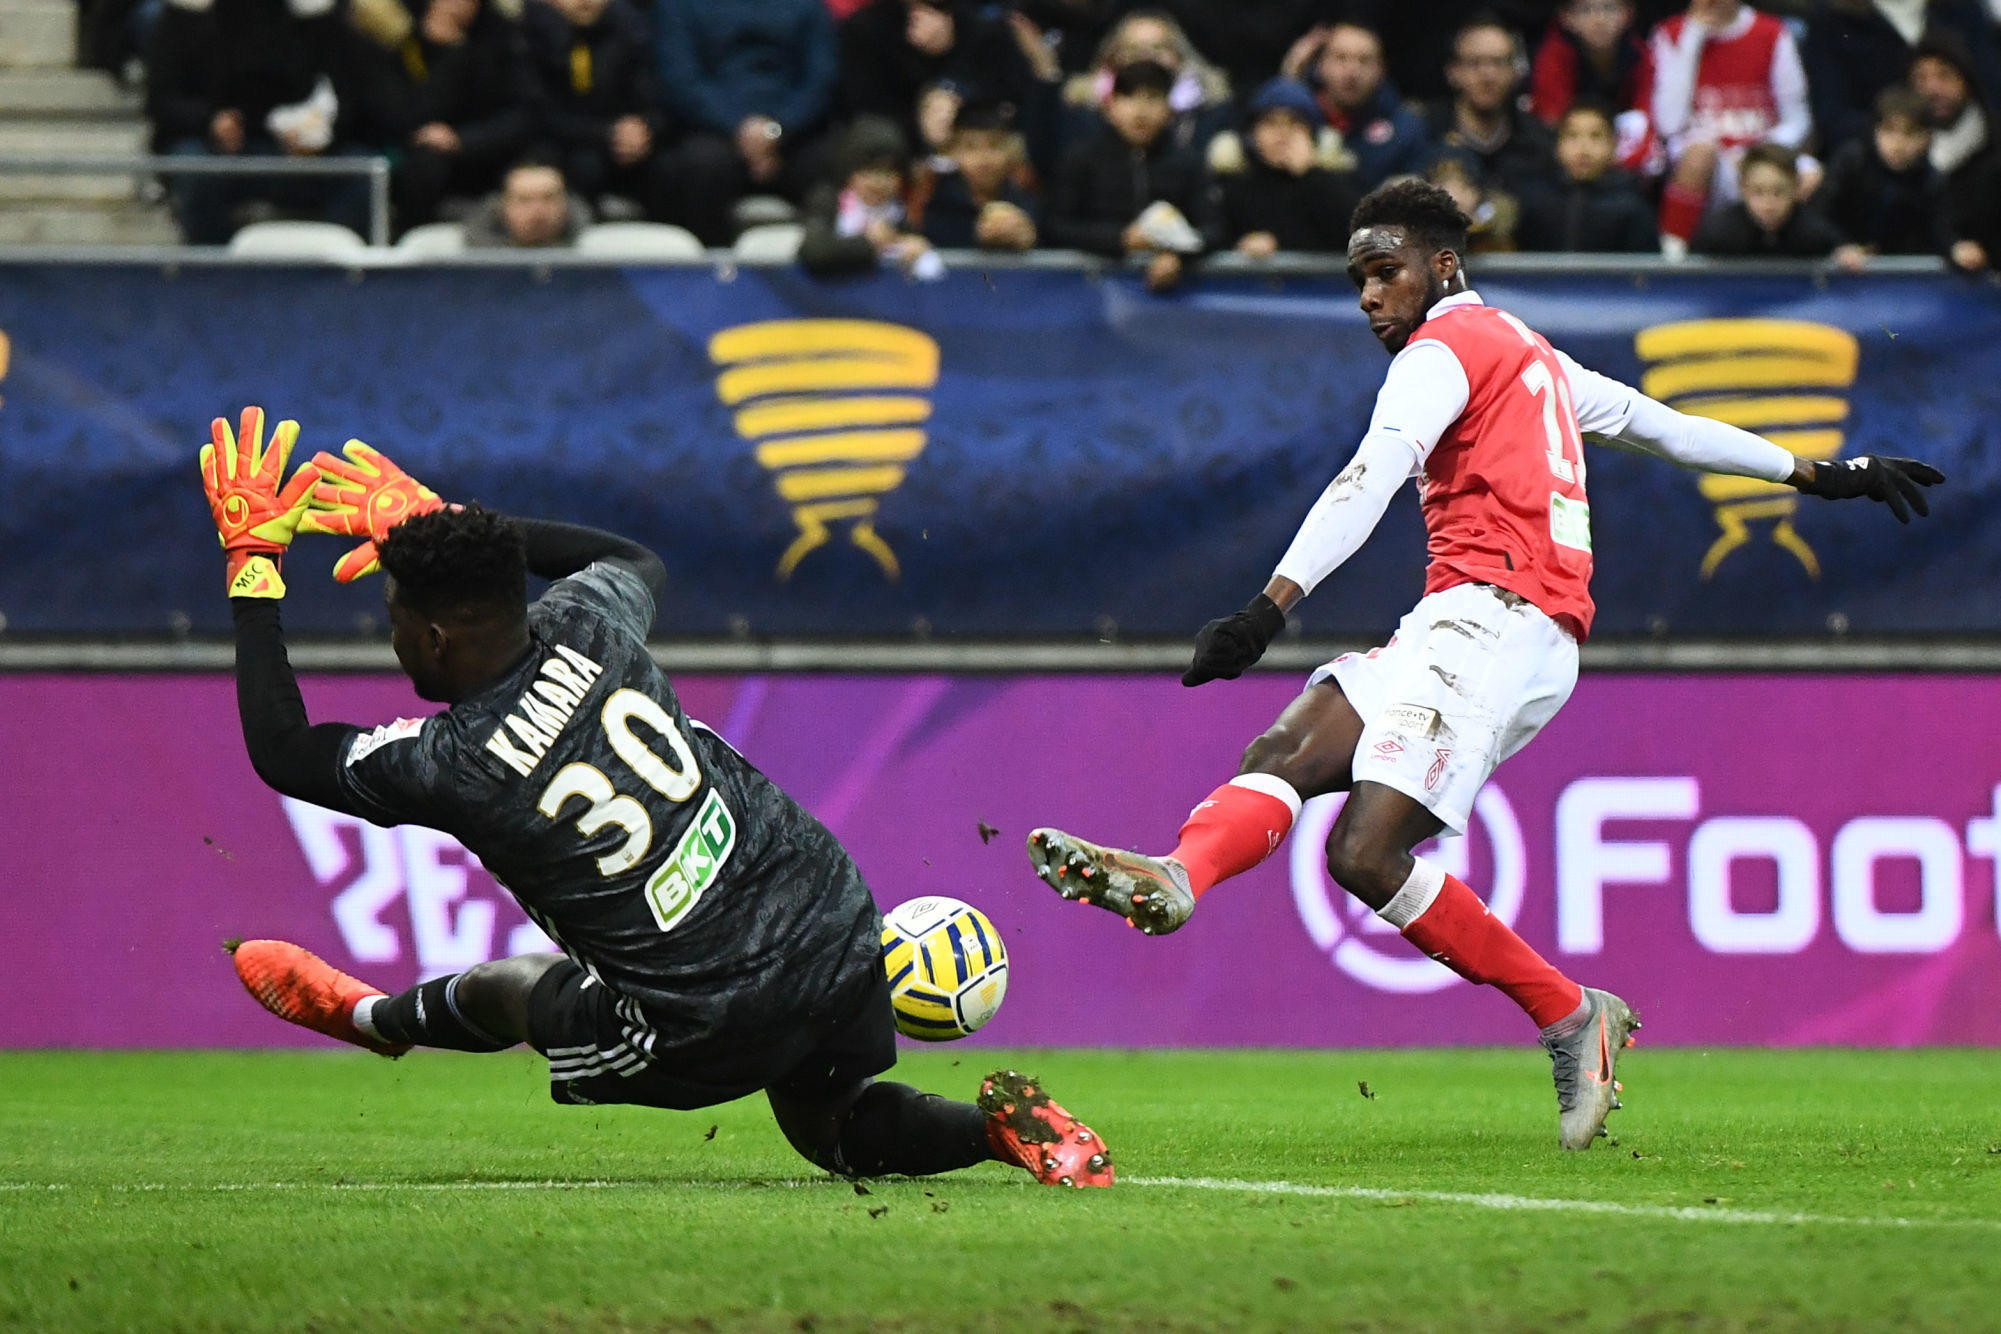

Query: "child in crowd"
(1047, 58), (1213, 290)
(1693, 142), (1860, 267)
(919, 101), (1040, 251)
(1516, 101), (1658, 251)
(1211, 77), (1358, 256)
(799, 116), (942, 279)
(1818, 85), (1955, 259)
(1428, 154), (1518, 252)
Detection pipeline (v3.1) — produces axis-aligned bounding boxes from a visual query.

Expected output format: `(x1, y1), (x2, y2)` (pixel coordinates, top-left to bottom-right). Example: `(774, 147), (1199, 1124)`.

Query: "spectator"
(522, 0), (676, 221)
(1692, 142), (1859, 263)
(1279, 22), (1434, 191)
(919, 102), (1040, 251)
(146, 0), (375, 244)
(1515, 101), (1659, 250)
(1428, 153), (1519, 251)
(464, 155), (591, 246)
(1166, 0), (1346, 99)
(1911, 34), (2001, 269)
(1646, 0), (1810, 258)
(1046, 59), (1215, 290)
(1021, 10), (1233, 179)
(654, 0), (840, 245)
(1211, 77), (1360, 256)
(1530, 0), (1647, 124)
(1366, 0), (1548, 105)
(355, 0), (536, 232)
(799, 116), (941, 278)
(1426, 17), (1558, 196)
(1817, 85), (1954, 259)
(838, 2), (1023, 150)
(1010, 0), (1129, 75)
(1801, 0), (2001, 160)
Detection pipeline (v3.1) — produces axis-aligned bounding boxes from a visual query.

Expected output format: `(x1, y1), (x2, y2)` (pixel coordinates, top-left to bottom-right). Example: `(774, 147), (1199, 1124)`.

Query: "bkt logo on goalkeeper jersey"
(1636, 319), (1859, 580)
(708, 320), (940, 581)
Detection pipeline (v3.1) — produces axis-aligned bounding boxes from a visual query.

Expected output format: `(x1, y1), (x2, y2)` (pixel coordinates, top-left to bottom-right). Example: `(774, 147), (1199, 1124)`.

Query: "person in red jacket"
(1530, 0), (1647, 125)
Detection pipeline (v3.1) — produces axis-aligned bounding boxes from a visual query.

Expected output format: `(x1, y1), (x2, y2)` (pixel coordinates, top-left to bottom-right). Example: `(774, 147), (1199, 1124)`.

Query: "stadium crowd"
(76, 0), (2001, 275)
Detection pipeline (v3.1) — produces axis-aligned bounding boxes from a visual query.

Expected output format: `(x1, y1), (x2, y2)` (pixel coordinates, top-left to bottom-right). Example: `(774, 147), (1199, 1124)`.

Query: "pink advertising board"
(3, 672), (1996, 1047)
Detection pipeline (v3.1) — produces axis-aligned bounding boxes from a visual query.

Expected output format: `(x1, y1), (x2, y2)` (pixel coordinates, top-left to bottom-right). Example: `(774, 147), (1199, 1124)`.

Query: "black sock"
(365, 975), (514, 1052)
(836, 1082), (995, 1177)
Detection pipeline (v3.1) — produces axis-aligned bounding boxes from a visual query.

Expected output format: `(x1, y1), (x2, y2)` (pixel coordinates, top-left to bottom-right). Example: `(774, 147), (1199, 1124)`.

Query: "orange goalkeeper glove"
(299, 439), (446, 582)
(199, 406), (318, 599)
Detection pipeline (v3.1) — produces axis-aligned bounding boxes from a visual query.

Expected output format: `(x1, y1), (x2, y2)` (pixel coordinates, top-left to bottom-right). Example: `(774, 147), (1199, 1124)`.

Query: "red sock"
(1399, 873), (1583, 1029)
(1658, 180), (1708, 242)
(1167, 776), (1299, 898)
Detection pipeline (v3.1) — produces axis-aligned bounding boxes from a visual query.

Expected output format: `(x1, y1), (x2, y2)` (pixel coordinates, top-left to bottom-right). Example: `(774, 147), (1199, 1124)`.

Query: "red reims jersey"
(1408, 303), (1595, 639)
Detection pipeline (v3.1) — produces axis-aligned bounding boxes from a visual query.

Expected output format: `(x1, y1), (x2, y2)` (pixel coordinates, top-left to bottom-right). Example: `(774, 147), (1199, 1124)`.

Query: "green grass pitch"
(4, 1047), (1999, 1333)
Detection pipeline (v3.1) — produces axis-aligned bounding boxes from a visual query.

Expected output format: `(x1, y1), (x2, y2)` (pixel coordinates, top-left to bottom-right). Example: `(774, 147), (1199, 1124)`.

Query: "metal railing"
(0, 153), (392, 246)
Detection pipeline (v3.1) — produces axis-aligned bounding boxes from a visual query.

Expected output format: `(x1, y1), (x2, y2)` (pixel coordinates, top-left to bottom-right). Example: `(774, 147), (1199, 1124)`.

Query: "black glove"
(1796, 456), (1944, 523)
(1183, 594), (1286, 687)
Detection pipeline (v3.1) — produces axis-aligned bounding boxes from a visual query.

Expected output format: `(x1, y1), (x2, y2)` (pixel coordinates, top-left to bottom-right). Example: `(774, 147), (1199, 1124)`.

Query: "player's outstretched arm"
(199, 407), (365, 811)
(514, 517), (668, 605)
(1184, 431), (1417, 686)
(1184, 344), (1453, 687)
(1557, 352), (1944, 521)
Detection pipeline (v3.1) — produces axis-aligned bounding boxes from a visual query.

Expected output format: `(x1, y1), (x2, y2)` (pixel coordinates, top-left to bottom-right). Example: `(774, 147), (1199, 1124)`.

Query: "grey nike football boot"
(1541, 987), (1641, 1151)
(1027, 829), (1196, 936)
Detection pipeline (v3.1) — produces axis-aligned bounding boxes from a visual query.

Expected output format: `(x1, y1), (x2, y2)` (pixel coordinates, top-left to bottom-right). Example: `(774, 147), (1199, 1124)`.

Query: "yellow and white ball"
(881, 896), (1008, 1040)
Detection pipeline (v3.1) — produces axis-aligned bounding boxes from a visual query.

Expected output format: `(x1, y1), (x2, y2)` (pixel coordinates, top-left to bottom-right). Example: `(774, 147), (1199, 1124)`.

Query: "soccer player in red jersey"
(1028, 179), (1942, 1150)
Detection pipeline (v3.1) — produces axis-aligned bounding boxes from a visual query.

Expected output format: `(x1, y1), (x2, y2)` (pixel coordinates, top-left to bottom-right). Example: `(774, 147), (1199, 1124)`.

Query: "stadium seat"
(576, 222), (706, 260)
(394, 222), (466, 258)
(226, 221), (371, 258)
(733, 195), (800, 229)
(733, 223), (804, 264)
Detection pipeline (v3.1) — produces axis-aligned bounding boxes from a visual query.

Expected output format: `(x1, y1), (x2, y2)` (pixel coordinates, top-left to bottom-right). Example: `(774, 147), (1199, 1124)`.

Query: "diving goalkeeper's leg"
(228, 939), (548, 1056)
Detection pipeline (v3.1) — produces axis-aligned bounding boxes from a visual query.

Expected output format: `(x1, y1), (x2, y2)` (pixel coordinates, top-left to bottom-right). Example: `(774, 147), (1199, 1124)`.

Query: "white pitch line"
(2, 1176), (1995, 1232)
(1129, 1176), (2001, 1231)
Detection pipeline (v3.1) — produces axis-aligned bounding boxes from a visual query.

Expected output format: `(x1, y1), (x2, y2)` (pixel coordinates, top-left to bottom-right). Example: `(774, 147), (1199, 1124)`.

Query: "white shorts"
(1309, 582), (1578, 836)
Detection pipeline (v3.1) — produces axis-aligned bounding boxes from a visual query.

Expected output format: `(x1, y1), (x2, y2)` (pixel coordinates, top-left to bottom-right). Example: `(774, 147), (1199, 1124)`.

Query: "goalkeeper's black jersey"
(333, 563), (882, 1060)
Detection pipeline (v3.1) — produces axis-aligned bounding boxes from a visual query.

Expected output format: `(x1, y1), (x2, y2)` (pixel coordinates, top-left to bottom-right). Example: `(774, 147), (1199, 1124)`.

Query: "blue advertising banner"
(0, 262), (1994, 635)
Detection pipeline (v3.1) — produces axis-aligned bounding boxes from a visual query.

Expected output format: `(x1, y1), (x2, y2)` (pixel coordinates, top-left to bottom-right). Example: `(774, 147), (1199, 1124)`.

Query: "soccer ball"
(880, 896), (1009, 1041)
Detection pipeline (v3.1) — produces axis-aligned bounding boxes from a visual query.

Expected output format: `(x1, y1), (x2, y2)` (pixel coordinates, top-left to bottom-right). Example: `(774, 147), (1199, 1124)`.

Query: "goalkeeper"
(202, 407), (1112, 1188)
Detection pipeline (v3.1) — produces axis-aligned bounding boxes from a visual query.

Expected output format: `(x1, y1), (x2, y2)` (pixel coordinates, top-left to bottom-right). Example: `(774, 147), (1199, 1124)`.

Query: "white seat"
(732, 223), (804, 263)
(394, 222), (465, 257)
(733, 194), (799, 228)
(576, 222), (705, 259)
(227, 220), (370, 258)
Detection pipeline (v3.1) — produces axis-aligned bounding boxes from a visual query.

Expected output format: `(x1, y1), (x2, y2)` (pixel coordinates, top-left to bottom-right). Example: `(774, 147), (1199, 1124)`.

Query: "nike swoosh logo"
(1585, 1016), (1613, 1086)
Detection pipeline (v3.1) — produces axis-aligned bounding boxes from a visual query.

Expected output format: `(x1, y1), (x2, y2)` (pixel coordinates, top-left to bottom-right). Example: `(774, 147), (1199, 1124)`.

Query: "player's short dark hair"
(377, 504), (527, 622)
(1349, 178), (1471, 257)
(1875, 82), (1927, 127)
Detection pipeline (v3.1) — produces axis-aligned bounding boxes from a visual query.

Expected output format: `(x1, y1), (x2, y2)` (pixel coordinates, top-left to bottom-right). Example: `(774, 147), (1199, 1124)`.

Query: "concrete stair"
(0, 1), (177, 244)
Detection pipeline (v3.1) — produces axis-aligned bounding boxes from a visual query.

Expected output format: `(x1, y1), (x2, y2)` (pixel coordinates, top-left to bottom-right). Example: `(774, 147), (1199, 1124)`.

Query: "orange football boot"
(978, 1068), (1113, 1187)
(226, 938), (410, 1057)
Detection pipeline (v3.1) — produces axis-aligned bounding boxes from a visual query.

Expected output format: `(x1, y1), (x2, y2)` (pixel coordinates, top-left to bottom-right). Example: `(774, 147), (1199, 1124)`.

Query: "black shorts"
(525, 961), (897, 1111)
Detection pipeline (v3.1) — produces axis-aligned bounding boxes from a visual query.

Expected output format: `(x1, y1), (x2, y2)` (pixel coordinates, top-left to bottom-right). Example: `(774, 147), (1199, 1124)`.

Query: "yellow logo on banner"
(1635, 319), (1859, 579)
(708, 320), (938, 581)
(0, 328), (10, 410)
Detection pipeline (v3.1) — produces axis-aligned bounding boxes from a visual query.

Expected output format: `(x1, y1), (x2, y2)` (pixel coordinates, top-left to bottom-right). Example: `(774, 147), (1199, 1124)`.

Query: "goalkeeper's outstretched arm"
(516, 516), (668, 606)
(231, 598), (363, 811)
